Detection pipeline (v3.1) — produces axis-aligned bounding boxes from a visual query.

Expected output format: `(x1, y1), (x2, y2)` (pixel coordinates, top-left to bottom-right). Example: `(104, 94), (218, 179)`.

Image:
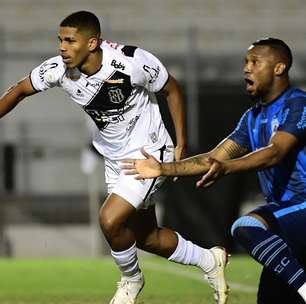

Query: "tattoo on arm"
(221, 141), (248, 159)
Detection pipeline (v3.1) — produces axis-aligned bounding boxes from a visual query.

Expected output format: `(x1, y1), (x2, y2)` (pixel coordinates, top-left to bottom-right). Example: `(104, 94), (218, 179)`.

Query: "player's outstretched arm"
(0, 76), (37, 118)
(122, 139), (249, 179)
(196, 131), (298, 188)
(122, 148), (213, 179)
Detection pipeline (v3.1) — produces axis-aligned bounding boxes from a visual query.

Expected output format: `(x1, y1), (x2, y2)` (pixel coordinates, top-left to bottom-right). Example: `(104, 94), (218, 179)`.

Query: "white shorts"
(104, 144), (174, 209)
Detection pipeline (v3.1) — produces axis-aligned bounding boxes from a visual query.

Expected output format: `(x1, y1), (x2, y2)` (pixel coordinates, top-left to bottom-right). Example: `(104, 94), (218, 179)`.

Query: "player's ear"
(274, 62), (286, 76)
(88, 37), (99, 52)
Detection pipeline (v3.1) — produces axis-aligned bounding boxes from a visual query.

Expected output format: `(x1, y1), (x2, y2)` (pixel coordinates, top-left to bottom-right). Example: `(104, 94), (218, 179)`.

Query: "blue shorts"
(251, 200), (306, 257)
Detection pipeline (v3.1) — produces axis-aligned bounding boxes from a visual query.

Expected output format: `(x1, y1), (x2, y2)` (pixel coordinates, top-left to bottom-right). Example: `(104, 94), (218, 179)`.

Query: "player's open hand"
(196, 157), (226, 188)
(121, 148), (162, 179)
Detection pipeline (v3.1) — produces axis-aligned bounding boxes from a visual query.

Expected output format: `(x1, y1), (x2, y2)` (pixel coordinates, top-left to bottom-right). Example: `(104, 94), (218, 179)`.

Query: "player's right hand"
(121, 148), (162, 179)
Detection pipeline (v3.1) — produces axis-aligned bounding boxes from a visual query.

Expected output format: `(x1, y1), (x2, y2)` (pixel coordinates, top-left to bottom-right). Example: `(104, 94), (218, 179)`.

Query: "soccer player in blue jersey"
(123, 37), (306, 303)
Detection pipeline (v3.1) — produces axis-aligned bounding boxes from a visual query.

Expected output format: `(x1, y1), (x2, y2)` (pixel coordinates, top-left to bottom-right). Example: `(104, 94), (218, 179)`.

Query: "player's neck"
(261, 81), (290, 105)
(80, 49), (103, 76)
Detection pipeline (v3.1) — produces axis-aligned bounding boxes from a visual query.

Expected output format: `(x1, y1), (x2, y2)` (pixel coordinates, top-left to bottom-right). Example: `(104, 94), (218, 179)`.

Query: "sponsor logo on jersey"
(86, 81), (101, 88)
(105, 40), (119, 49)
(126, 115), (140, 132)
(85, 109), (125, 126)
(297, 106), (306, 129)
(111, 59), (125, 70)
(104, 79), (124, 84)
(143, 65), (160, 84)
(76, 89), (84, 97)
(39, 62), (58, 82)
(150, 132), (158, 143)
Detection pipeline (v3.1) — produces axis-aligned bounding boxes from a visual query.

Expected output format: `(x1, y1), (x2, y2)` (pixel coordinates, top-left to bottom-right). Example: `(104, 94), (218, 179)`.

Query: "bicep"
(161, 75), (179, 95)
(269, 131), (299, 158)
(209, 138), (249, 161)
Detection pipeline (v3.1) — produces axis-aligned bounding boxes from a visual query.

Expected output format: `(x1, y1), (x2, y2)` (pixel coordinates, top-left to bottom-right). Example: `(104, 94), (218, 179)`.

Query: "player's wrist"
(160, 163), (172, 176)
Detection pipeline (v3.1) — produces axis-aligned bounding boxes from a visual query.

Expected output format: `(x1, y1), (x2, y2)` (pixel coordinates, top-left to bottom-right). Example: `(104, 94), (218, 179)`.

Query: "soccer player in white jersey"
(0, 11), (229, 304)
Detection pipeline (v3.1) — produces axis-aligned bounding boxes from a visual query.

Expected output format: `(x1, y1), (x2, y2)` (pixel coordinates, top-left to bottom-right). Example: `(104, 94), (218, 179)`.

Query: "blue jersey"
(228, 87), (306, 204)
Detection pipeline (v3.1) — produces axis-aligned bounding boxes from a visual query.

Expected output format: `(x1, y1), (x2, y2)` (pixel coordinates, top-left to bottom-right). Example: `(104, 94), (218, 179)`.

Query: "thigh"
(109, 145), (174, 210)
(252, 202), (306, 256)
(257, 267), (304, 304)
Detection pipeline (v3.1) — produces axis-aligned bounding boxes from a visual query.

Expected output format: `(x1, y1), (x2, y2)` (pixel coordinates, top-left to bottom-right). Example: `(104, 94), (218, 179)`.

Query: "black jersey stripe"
(143, 145), (166, 202)
(122, 45), (137, 57)
(158, 73), (170, 92)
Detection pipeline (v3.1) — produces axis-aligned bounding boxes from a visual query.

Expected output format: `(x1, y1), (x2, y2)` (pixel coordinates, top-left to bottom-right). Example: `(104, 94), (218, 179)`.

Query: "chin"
(246, 90), (259, 101)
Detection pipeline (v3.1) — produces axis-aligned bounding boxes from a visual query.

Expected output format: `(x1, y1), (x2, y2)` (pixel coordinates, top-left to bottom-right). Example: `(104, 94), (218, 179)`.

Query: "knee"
(231, 215), (267, 240)
(99, 207), (119, 237)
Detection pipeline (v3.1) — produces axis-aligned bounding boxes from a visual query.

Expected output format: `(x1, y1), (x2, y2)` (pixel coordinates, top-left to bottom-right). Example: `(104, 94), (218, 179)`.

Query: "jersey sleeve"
(130, 48), (169, 92)
(30, 56), (64, 91)
(277, 97), (306, 141)
(227, 109), (251, 150)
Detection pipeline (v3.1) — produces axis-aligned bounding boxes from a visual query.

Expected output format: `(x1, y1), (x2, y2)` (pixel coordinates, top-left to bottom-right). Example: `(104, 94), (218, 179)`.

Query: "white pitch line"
(143, 262), (257, 293)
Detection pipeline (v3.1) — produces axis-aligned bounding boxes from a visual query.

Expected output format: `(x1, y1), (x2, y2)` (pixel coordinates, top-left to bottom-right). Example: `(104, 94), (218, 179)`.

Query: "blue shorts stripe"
(273, 201), (306, 218)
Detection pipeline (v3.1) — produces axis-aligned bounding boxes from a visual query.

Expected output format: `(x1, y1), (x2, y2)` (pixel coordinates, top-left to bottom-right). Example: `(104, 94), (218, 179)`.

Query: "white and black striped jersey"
(30, 40), (172, 159)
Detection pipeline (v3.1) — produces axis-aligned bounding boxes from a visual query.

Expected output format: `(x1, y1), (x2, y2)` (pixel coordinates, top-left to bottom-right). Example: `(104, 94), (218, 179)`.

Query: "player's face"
(243, 45), (277, 101)
(58, 27), (91, 69)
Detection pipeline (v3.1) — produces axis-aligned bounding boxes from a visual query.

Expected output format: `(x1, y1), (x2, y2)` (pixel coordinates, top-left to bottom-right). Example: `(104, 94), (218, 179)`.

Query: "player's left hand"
(121, 148), (162, 179)
(196, 157), (226, 188)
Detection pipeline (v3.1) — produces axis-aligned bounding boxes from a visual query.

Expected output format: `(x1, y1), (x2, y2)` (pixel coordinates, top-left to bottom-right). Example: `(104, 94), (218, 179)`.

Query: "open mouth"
(245, 78), (254, 90)
(61, 56), (71, 63)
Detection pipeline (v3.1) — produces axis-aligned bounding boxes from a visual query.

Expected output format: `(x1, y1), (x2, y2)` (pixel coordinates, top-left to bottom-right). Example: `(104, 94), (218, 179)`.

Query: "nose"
(243, 62), (250, 74)
(59, 41), (66, 53)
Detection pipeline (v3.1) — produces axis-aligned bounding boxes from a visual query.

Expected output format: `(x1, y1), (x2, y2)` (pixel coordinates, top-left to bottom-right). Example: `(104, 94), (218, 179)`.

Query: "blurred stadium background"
(0, 0), (305, 258)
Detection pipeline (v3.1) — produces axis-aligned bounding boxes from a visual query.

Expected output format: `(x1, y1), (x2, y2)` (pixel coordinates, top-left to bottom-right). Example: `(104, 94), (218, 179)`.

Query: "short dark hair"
(60, 11), (101, 37)
(251, 37), (293, 72)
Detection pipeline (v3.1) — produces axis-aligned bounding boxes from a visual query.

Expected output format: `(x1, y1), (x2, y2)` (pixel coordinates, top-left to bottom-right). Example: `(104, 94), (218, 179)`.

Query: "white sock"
(168, 232), (215, 272)
(111, 242), (140, 279)
(298, 282), (306, 302)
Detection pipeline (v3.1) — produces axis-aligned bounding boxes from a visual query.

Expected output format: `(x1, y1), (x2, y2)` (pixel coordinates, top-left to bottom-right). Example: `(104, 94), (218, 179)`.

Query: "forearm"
(0, 90), (25, 118)
(224, 143), (283, 175)
(0, 77), (36, 118)
(160, 153), (210, 176)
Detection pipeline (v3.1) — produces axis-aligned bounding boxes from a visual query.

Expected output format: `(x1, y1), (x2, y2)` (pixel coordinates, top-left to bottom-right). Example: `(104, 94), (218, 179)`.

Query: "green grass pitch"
(0, 255), (261, 303)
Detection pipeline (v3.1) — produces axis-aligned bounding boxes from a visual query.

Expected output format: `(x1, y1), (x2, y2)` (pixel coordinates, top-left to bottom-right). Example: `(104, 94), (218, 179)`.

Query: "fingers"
(124, 169), (139, 175)
(120, 160), (136, 170)
(196, 178), (215, 188)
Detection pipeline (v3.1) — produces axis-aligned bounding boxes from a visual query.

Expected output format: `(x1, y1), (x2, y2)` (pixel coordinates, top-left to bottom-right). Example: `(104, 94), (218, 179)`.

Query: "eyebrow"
(58, 35), (76, 41)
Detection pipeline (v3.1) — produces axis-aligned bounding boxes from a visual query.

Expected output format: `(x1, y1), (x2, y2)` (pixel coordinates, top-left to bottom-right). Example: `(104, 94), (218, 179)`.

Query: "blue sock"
(232, 216), (306, 291)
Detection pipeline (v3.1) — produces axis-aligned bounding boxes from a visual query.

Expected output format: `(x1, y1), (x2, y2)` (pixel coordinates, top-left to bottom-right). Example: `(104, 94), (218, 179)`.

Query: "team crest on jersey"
(271, 116), (279, 132)
(108, 87), (125, 103)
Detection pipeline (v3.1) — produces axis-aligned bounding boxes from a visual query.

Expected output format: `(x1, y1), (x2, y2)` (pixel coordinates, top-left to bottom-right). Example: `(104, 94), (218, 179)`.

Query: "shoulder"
(281, 89), (306, 119)
(36, 55), (66, 78)
(102, 40), (160, 63)
(30, 55), (65, 90)
(102, 40), (138, 58)
(285, 87), (306, 103)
